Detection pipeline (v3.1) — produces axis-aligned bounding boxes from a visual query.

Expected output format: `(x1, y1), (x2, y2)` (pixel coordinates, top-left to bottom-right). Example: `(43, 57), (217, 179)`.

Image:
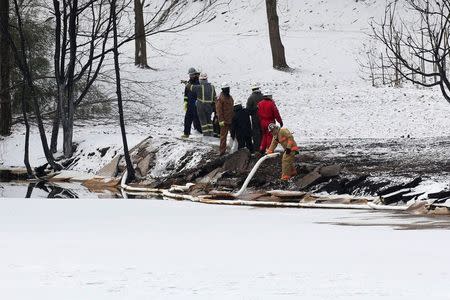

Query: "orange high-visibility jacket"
(267, 128), (299, 153)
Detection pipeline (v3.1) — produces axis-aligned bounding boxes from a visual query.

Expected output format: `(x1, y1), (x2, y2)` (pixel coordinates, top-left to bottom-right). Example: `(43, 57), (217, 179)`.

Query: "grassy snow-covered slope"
(2, 0), (450, 171)
(121, 0), (450, 139)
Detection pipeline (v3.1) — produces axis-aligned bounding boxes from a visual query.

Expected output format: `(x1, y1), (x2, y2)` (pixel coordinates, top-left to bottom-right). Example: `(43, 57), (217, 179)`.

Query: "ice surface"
(0, 198), (449, 299)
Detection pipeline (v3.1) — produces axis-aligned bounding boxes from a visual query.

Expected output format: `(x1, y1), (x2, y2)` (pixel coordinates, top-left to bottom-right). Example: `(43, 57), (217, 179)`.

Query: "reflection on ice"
(0, 181), (119, 199)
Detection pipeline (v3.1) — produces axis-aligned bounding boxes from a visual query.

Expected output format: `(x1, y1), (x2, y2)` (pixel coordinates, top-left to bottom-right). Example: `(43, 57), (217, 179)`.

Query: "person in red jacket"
(257, 91), (283, 152)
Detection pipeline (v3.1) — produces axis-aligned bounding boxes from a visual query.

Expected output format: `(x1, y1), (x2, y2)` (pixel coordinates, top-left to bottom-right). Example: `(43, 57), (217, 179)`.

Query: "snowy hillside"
(2, 0), (450, 170)
(119, 0), (450, 139)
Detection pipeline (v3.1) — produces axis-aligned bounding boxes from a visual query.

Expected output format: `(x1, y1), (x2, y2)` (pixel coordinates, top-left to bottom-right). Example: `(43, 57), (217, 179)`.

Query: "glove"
(181, 80), (188, 84)
(219, 121), (225, 127)
(285, 148), (292, 155)
(279, 121), (283, 127)
(184, 102), (187, 112)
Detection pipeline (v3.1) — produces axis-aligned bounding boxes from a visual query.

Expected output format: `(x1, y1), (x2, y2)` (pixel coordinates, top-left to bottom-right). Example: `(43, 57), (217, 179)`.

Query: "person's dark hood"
(189, 78), (199, 84)
(233, 104), (243, 112)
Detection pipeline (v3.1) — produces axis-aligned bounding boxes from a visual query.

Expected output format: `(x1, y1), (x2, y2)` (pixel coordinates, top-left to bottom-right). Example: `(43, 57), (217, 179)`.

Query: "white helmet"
(234, 99), (243, 106)
(251, 83), (260, 91)
(268, 123), (279, 132)
(221, 82), (230, 89)
(199, 73), (208, 80)
(263, 90), (272, 98)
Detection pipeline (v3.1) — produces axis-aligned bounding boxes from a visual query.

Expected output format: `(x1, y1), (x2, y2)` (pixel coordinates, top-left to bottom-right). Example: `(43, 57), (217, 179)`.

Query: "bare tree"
(265, 0), (289, 70)
(372, 0), (450, 104)
(2, 0), (61, 170)
(0, 0), (11, 136)
(357, 43), (399, 87)
(50, 0), (117, 158)
(111, 0), (135, 182)
(50, 0), (224, 158)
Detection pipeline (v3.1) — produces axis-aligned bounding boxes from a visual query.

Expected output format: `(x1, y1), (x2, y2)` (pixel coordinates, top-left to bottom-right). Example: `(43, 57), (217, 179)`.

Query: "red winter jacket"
(257, 98), (283, 126)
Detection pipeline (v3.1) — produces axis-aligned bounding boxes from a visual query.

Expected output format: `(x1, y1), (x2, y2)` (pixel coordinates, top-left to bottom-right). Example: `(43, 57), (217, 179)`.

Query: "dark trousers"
(184, 106), (202, 135)
(251, 114), (261, 150)
(237, 135), (254, 153)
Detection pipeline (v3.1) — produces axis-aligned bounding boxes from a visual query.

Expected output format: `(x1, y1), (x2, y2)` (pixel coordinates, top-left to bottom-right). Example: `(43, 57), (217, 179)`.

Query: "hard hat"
(263, 90), (272, 98)
(199, 73), (208, 80)
(251, 83), (260, 91)
(234, 99), (243, 106)
(188, 67), (198, 75)
(268, 123), (278, 132)
(221, 82), (230, 89)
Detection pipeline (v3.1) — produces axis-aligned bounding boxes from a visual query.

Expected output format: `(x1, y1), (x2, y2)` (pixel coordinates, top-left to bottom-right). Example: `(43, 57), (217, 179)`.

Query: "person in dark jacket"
(246, 84), (264, 150)
(182, 67), (202, 138)
(230, 101), (254, 153)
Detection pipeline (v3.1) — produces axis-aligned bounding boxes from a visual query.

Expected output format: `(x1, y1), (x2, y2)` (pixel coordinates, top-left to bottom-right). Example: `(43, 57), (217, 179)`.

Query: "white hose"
(232, 152), (281, 197)
(120, 166), (377, 210)
(121, 170), (161, 193)
(118, 156), (388, 211)
(367, 202), (412, 211)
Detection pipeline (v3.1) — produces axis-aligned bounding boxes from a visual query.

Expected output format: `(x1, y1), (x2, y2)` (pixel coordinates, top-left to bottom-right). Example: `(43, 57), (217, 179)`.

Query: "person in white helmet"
(215, 82), (234, 155)
(186, 73), (217, 137)
(257, 90), (283, 152)
(266, 123), (299, 180)
(246, 84), (264, 150)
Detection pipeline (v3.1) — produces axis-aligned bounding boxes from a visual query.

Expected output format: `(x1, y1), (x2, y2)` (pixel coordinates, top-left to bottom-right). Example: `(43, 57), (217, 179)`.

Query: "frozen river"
(0, 195), (450, 299)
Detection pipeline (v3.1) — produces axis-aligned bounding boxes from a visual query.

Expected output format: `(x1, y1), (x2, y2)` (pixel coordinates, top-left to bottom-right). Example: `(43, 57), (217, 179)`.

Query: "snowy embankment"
(1, 0), (449, 190)
(1, 198), (450, 299)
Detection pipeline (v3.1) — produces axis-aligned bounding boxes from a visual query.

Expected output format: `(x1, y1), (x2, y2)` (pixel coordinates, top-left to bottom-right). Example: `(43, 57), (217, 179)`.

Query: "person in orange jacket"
(257, 91), (283, 153)
(266, 123), (299, 180)
(215, 82), (234, 155)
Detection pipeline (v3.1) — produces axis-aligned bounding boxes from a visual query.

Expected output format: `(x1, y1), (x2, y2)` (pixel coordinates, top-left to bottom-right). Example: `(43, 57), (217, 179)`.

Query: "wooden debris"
(428, 190), (450, 199)
(381, 188), (411, 205)
(96, 155), (121, 177)
(267, 190), (307, 199)
(296, 171), (322, 189)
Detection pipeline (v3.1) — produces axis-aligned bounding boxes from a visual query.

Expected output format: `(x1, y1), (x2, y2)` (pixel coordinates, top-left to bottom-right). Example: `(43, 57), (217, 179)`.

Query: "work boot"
(181, 134), (189, 139)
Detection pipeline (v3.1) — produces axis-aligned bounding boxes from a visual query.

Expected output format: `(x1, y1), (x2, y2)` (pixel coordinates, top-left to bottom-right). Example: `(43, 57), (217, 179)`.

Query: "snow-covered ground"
(2, 0), (450, 169)
(1, 198), (450, 299)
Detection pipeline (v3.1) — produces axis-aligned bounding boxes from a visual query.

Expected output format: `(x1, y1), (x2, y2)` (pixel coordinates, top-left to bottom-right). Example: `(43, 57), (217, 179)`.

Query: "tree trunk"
(265, 0), (289, 70)
(0, 0), (11, 136)
(20, 87), (33, 177)
(60, 88), (75, 158)
(112, 0), (136, 183)
(134, 0), (148, 68)
(61, 0), (77, 158)
(62, 117), (74, 158)
(50, 98), (60, 153)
